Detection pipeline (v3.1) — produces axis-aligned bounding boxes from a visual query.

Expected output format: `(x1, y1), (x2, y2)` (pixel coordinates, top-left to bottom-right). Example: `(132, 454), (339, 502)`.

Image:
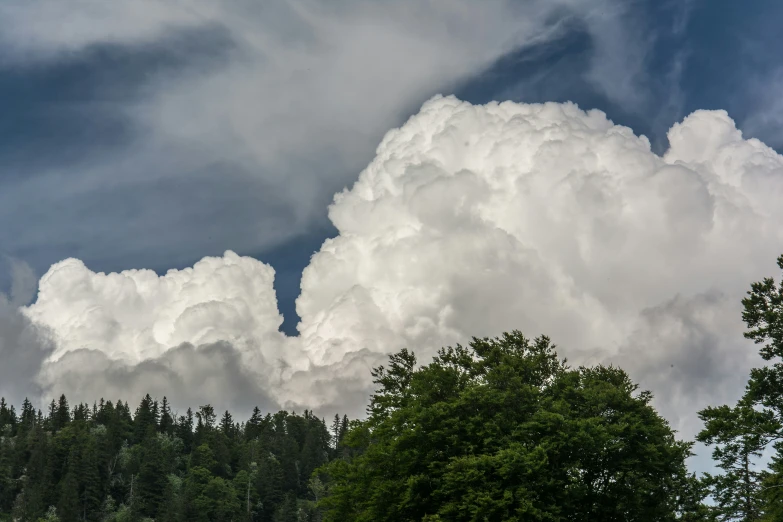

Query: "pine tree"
(338, 415), (348, 445)
(0, 398), (15, 434)
(133, 394), (156, 444)
(247, 406), (263, 441)
(79, 434), (103, 521)
(257, 454), (284, 522)
(698, 254), (783, 520)
(47, 399), (57, 430)
(57, 449), (80, 521)
(156, 474), (184, 522)
(136, 433), (166, 518)
(0, 426), (15, 514)
(330, 415), (341, 451)
(159, 396), (174, 435)
(273, 492), (299, 522)
(20, 397), (36, 430)
(19, 420), (55, 519)
(221, 410), (234, 438)
(697, 401), (767, 520)
(54, 395), (70, 432)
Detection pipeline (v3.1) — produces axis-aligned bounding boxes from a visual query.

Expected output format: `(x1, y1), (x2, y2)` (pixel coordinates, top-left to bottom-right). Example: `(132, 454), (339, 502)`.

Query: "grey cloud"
(607, 290), (761, 439)
(38, 342), (279, 418)
(8, 257), (37, 307)
(281, 348), (387, 420)
(0, 297), (54, 407)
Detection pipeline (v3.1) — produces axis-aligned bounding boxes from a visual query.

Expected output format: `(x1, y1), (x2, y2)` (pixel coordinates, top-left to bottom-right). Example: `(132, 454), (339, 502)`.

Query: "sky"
(2, 0), (783, 472)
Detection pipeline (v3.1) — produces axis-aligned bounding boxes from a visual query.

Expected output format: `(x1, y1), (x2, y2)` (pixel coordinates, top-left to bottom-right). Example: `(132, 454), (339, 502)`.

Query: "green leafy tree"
(318, 331), (698, 521)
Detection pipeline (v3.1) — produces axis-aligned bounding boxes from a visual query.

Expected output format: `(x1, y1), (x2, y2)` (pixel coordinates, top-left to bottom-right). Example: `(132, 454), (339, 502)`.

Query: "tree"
(78, 434), (103, 520)
(37, 505), (60, 522)
(53, 394), (70, 432)
(133, 394), (157, 444)
(696, 254), (783, 521)
(697, 402), (768, 520)
(221, 410), (234, 438)
(246, 406), (263, 441)
(330, 415), (341, 451)
(0, 398), (16, 434)
(57, 450), (80, 521)
(177, 408), (195, 453)
(159, 396), (174, 435)
(317, 331), (697, 521)
(135, 434), (167, 518)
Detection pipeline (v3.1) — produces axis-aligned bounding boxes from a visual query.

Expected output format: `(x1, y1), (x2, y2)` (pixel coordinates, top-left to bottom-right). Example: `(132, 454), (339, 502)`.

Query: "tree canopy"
(317, 332), (699, 521)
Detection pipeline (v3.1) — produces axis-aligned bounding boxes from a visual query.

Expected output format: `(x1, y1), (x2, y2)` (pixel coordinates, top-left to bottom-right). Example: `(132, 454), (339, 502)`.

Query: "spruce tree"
(0, 398), (15, 433)
(54, 394), (70, 432)
(247, 406), (263, 441)
(221, 410), (234, 438)
(133, 394), (156, 444)
(57, 450), (80, 521)
(79, 435), (103, 521)
(159, 396), (174, 435)
(136, 433), (166, 518)
(330, 415), (341, 451)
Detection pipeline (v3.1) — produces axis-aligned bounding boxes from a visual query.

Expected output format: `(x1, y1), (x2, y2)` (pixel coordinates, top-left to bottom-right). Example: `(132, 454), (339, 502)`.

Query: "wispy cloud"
(0, 0), (653, 275)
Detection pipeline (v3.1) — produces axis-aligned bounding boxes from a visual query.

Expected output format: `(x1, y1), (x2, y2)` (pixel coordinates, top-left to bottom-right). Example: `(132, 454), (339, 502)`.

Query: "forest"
(2, 254), (783, 521)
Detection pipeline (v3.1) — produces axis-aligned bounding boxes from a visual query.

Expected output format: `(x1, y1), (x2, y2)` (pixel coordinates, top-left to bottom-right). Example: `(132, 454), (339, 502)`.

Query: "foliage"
(317, 331), (700, 521)
(696, 254), (783, 521)
(0, 394), (338, 521)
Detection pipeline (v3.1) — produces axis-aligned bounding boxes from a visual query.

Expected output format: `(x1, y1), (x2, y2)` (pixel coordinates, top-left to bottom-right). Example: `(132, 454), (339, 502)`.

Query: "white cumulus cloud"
(21, 96), (783, 441)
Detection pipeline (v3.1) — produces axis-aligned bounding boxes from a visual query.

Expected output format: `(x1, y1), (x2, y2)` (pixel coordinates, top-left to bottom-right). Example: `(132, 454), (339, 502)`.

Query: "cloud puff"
(23, 97), (783, 440)
(294, 96), (783, 430)
(22, 252), (293, 415)
(25, 251), (285, 364)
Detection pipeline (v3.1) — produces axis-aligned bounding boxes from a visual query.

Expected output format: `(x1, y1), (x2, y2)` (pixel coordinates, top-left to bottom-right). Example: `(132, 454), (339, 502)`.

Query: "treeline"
(4, 254), (783, 521)
(0, 395), (348, 521)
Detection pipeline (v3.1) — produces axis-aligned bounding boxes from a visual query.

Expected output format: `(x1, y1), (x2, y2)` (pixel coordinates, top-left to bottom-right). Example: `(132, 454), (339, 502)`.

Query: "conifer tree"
(136, 433), (166, 518)
(697, 401), (767, 520)
(0, 398), (15, 433)
(247, 406), (263, 442)
(54, 394), (70, 432)
(133, 394), (157, 444)
(697, 254), (783, 520)
(159, 396), (174, 435)
(221, 410), (234, 438)
(330, 414), (341, 451)
(57, 450), (80, 521)
(177, 408), (195, 453)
